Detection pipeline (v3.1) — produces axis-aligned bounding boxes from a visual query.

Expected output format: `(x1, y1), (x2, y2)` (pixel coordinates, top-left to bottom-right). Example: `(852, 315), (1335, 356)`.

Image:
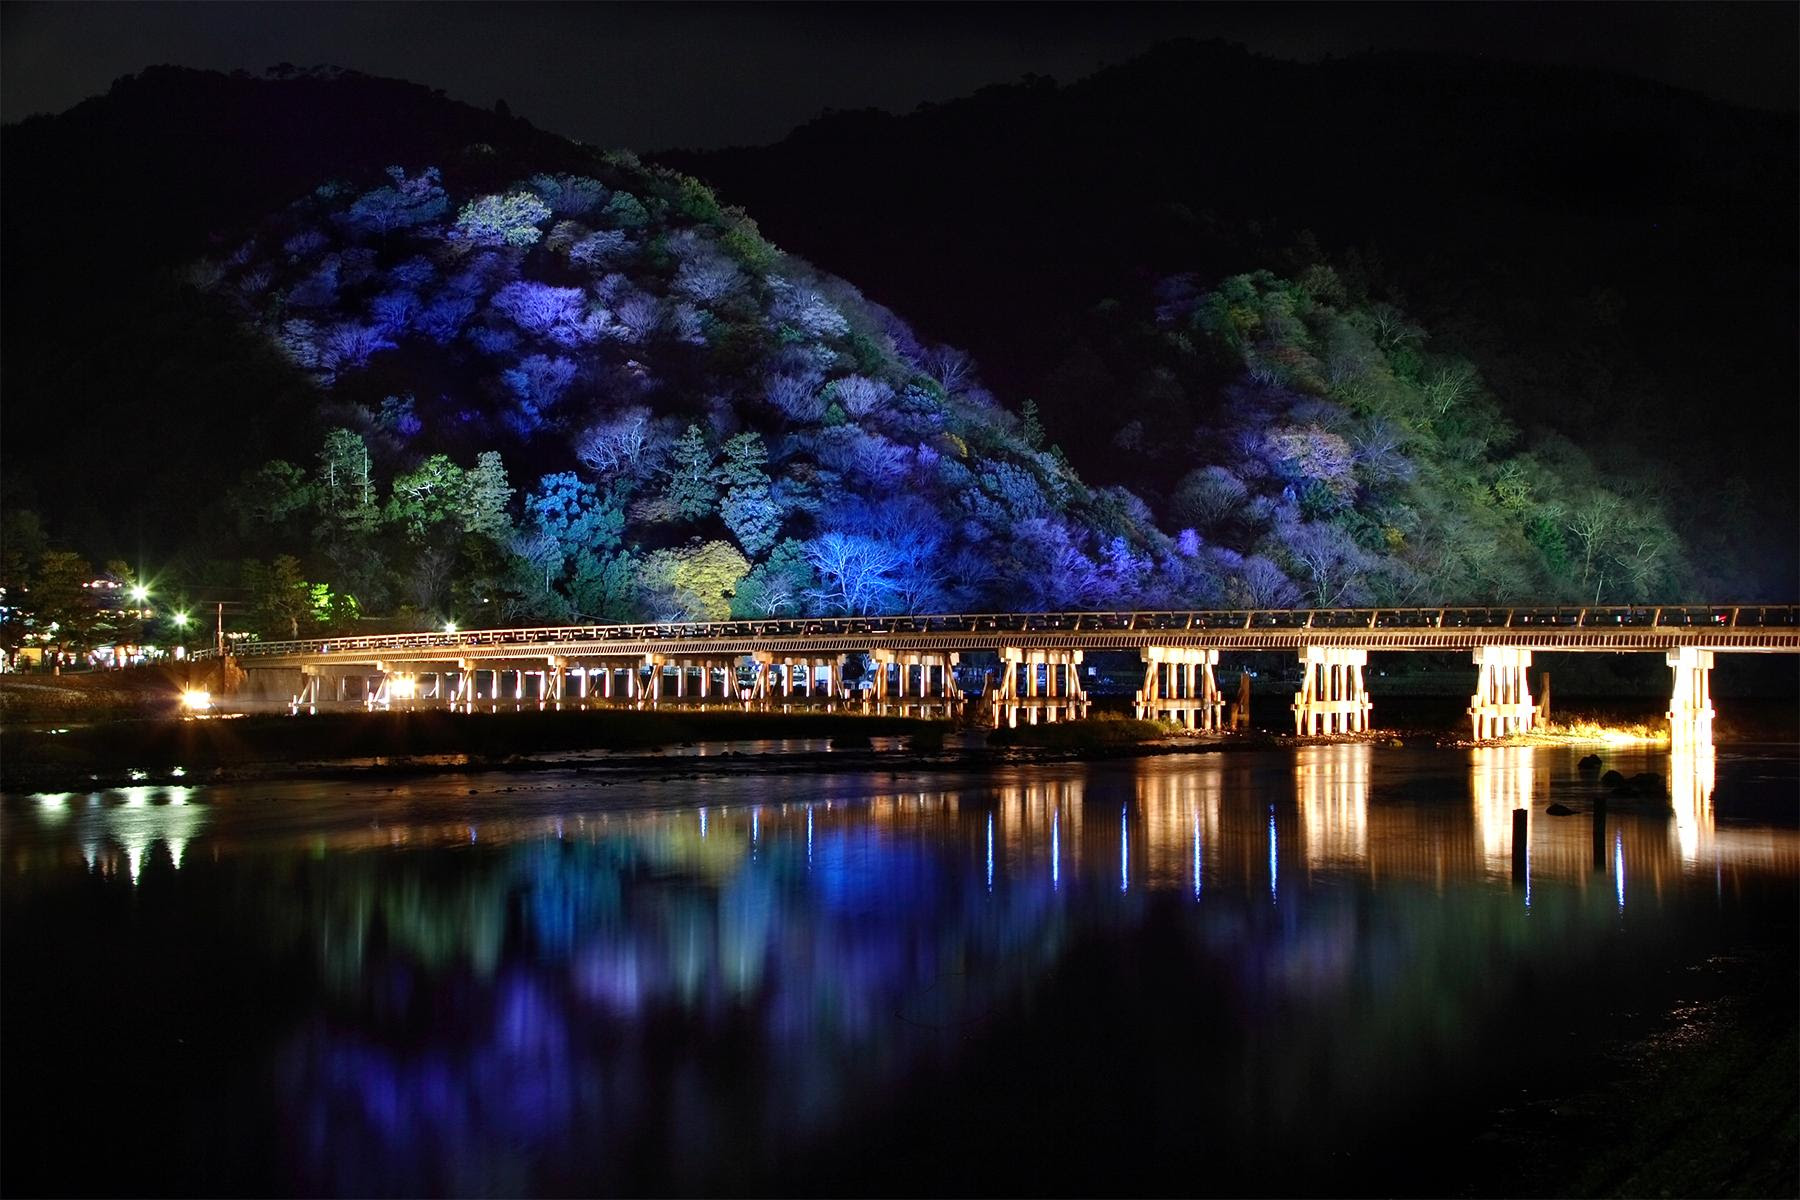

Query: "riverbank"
(0, 709), (957, 793)
(0, 668), (184, 723)
(1462, 941), (1798, 1198)
(6, 698), (1797, 794)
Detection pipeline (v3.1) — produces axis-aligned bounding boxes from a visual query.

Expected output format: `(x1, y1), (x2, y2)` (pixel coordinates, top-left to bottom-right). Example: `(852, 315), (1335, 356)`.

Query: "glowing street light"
(129, 584), (150, 603)
(173, 612), (190, 629)
(444, 621), (458, 635)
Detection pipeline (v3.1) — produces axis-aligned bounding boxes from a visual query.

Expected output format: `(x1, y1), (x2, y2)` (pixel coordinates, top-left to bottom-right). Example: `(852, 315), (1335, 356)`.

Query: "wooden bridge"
(197, 604), (1799, 738)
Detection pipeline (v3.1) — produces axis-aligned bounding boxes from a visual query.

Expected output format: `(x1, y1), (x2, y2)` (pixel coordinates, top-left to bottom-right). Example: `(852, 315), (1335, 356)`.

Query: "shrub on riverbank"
(0, 708), (952, 791)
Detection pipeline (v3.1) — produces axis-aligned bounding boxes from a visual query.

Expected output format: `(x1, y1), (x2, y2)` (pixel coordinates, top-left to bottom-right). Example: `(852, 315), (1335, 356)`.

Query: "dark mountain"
(2, 66), (588, 554)
(0, 61), (1772, 638)
(665, 39), (1799, 596)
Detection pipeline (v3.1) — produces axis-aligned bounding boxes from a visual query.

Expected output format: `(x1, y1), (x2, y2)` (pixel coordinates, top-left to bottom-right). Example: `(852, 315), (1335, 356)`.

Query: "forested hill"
(3, 65), (590, 554)
(0, 66), (1756, 638)
(666, 38), (1799, 598)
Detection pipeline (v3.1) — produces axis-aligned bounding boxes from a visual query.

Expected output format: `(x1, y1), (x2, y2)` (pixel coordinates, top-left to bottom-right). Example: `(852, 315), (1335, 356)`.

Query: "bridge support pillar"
(1468, 647), (1536, 740)
(1292, 647), (1371, 736)
(1667, 648), (1715, 749)
(991, 649), (1084, 728)
(868, 649), (962, 719)
(749, 653), (774, 709)
(1135, 647), (1221, 730)
(292, 666), (323, 714)
(643, 655), (665, 707)
(450, 660), (476, 710)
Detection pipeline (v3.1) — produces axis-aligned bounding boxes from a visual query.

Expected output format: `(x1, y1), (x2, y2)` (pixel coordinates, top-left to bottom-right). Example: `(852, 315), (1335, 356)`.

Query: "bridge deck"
(208, 605), (1800, 670)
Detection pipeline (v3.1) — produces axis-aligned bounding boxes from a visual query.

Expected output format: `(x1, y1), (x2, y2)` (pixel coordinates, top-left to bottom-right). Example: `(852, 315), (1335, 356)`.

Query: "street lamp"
(444, 621), (458, 635)
(129, 584), (149, 604)
(173, 612), (189, 629)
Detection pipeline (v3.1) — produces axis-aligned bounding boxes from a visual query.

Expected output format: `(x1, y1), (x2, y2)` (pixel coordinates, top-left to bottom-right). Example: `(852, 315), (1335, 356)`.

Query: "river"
(3, 742), (1795, 1195)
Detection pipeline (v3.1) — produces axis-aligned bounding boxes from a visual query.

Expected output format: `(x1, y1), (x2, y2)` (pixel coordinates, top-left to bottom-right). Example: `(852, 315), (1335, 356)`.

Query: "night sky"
(5, 1), (1795, 149)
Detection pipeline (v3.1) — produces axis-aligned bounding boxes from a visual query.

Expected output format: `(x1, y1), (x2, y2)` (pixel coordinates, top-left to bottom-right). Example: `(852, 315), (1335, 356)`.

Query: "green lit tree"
(460, 451), (515, 542)
(242, 555), (314, 639)
(659, 425), (718, 524)
(716, 432), (780, 555)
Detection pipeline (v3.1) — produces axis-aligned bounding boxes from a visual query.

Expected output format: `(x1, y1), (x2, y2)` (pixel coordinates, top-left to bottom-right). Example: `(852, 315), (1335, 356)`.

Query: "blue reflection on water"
(7, 745), (1794, 1197)
(1119, 803), (1129, 893)
(1193, 810), (1202, 899)
(986, 811), (994, 893)
(1268, 804), (1278, 904)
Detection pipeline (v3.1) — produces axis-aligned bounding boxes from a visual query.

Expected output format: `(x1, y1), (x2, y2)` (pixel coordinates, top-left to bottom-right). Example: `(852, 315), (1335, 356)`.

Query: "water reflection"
(27, 786), (213, 883)
(1295, 745), (1369, 869)
(1671, 745), (1716, 863)
(4, 747), (1796, 1195)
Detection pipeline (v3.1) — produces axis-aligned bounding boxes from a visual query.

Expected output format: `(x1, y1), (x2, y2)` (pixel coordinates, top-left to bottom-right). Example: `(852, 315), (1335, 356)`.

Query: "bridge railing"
(196, 603), (1800, 661)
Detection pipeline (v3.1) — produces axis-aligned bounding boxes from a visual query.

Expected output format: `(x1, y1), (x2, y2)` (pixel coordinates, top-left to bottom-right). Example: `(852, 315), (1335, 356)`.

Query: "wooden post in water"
(1511, 808), (1528, 883)
(1231, 671), (1252, 731)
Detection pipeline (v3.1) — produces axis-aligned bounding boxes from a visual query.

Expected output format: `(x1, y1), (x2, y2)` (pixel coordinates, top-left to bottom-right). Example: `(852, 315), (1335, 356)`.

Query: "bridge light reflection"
(1670, 746), (1716, 864)
(1268, 805), (1278, 904)
(1193, 809), (1202, 899)
(986, 812), (994, 893)
(1120, 804), (1130, 893)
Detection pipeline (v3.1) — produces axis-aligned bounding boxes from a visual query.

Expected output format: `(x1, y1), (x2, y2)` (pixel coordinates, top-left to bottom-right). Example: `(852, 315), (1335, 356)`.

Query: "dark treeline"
(670, 38), (1798, 600)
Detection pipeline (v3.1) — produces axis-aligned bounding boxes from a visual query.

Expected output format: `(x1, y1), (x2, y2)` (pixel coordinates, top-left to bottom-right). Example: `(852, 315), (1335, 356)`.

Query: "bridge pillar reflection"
(1468, 647), (1536, 740)
(1292, 647), (1371, 735)
(1666, 648), (1715, 750)
(1471, 746), (1537, 878)
(1135, 647), (1221, 730)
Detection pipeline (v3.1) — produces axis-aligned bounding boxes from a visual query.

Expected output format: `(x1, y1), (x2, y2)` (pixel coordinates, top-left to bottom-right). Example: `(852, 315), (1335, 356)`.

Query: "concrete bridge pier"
(451, 660), (477, 710)
(748, 653), (844, 711)
(992, 648), (1086, 728)
(1667, 647), (1715, 749)
(364, 662), (417, 711)
(641, 655), (667, 708)
(292, 666), (323, 714)
(1468, 647), (1536, 740)
(869, 649), (962, 719)
(1292, 647), (1372, 735)
(1135, 647), (1221, 730)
